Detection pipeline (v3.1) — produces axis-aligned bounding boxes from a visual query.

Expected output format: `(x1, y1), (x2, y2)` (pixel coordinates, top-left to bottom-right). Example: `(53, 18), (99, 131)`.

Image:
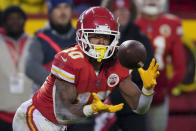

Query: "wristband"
(83, 105), (94, 117)
(142, 87), (154, 96)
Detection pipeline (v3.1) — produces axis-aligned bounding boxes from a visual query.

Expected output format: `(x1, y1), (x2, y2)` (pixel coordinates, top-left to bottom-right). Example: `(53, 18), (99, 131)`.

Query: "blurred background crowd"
(0, 0), (196, 131)
(0, 0), (196, 37)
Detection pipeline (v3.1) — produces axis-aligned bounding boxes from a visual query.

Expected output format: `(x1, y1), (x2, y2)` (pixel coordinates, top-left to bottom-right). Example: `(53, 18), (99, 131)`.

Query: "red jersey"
(136, 14), (186, 105)
(33, 45), (130, 124)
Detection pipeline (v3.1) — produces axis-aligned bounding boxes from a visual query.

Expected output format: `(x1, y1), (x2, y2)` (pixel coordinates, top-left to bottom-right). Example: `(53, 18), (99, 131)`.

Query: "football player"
(13, 6), (159, 131)
(135, 0), (186, 130)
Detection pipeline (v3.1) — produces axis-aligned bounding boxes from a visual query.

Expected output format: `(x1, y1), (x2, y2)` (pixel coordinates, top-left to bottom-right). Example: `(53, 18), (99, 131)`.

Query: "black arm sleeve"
(25, 36), (49, 86)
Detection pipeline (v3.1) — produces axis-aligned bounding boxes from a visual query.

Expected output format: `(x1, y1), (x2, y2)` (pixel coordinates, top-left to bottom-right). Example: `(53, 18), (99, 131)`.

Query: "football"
(117, 40), (147, 69)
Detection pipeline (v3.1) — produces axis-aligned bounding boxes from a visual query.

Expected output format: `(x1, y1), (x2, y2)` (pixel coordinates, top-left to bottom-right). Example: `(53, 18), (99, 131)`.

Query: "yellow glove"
(138, 58), (160, 90)
(91, 93), (124, 113)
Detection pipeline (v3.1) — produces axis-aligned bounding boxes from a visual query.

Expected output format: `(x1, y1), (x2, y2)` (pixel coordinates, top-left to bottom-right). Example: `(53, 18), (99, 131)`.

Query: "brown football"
(117, 40), (147, 69)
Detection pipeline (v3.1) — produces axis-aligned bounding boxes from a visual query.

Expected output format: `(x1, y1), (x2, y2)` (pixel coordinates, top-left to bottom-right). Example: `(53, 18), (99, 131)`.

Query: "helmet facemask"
(77, 27), (119, 62)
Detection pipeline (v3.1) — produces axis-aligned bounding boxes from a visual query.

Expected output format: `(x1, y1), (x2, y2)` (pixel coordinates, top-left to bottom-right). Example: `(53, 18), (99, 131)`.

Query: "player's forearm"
(120, 86), (153, 114)
(119, 77), (141, 110)
(133, 59), (159, 114)
(54, 101), (86, 124)
(55, 79), (87, 124)
(132, 88), (153, 114)
(55, 91), (88, 124)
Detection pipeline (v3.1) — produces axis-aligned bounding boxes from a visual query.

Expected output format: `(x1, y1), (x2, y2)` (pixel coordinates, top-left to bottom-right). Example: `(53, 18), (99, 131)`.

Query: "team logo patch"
(107, 73), (119, 87)
(159, 24), (171, 37)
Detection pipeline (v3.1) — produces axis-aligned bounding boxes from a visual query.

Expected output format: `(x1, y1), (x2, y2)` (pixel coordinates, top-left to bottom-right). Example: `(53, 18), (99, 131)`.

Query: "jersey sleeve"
(51, 52), (75, 83)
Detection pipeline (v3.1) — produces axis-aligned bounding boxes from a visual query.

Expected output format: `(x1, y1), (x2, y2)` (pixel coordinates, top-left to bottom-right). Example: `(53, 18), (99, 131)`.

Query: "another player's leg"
(146, 97), (169, 131)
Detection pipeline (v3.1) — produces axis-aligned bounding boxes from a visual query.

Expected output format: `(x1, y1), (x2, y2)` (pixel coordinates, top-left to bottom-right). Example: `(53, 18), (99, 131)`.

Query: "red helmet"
(76, 6), (120, 61)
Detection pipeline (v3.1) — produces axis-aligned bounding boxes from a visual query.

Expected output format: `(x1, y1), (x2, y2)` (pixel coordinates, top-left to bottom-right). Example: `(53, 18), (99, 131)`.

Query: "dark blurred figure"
(0, 6), (32, 131)
(25, 0), (76, 94)
(93, 0), (154, 131)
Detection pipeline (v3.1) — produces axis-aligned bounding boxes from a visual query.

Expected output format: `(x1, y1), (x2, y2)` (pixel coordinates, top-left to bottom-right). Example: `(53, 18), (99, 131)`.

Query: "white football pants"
(13, 99), (67, 131)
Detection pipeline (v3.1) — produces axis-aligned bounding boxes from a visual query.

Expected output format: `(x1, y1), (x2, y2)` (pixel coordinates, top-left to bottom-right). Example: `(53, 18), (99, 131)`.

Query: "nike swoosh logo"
(61, 56), (67, 62)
